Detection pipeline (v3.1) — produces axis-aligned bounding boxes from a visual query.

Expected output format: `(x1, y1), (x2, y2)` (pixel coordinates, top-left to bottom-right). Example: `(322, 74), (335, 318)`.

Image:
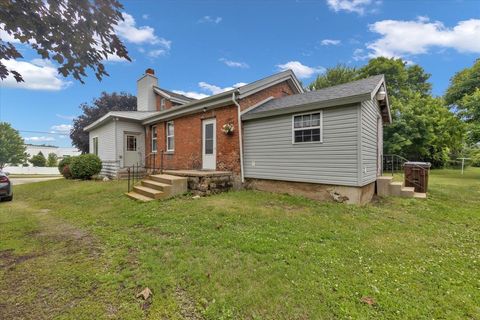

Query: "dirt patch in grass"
(0, 249), (39, 270)
(175, 287), (204, 320)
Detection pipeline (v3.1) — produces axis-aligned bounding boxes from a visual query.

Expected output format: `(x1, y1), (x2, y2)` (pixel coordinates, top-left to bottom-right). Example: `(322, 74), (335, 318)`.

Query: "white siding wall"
(89, 119), (146, 170)
(115, 121), (145, 168)
(360, 99), (382, 184)
(243, 104), (361, 187)
(89, 120), (116, 161)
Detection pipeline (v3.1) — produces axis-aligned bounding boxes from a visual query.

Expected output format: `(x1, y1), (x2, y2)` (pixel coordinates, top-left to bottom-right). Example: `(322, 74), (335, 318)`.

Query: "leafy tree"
(445, 60), (480, 145)
(0, 122), (26, 168)
(70, 92), (137, 153)
(0, 0), (130, 83)
(309, 64), (358, 90)
(445, 59), (480, 106)
(46, 153), (58, 167)
(30, 151), (47, 167)
(357, 57), (431, 98)
(384, 93), (464, 167)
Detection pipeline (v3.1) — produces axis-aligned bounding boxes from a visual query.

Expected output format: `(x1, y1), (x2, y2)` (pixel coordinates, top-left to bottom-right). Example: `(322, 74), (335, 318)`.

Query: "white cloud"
(115, 13), (171, 48)
(198, 16), (222, 24)
(0, 59), (71, 91)
(147, 49), (167, 58)
(365, 17), (480, 59)
(326, 0), (380, 15)
(56, 114), (75, 120)
(172, 90), (209, 100)
(321, 39), (341, 46)
(173, 82), (247, 99)
(276, 61), (325, 79)
(219, 58), (249, 68)
(142, 14), (149, 20)
(24, 136), (55, 142)
(51, 124), (72, 134)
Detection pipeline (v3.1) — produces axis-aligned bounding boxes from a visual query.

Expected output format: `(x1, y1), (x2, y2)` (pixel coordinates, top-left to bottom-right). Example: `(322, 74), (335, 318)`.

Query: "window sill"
(165, 151), (175, 155)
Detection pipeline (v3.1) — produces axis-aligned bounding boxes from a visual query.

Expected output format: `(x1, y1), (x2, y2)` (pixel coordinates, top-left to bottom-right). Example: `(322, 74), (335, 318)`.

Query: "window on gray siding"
(166, 121), (174, 152)
(293, 112), (322, 143)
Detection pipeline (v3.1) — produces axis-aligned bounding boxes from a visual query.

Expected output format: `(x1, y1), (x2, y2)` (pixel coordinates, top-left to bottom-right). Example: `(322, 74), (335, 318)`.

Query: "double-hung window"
(92, 137), (99, 155)
(166, 121), (174, 152)
(292, 112), (322, 143)
(151, 125), (157, 153)
(160, 98), (166, 110)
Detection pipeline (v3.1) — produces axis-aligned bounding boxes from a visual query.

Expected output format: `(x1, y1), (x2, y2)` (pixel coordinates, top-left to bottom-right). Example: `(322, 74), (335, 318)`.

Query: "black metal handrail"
(126, 163), (142, 193)
(144, 150), (164, 175)
(382, 154), (428, 190)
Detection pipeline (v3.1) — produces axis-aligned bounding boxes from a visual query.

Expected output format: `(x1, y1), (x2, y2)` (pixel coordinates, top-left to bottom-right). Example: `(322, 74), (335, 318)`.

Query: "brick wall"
(239, 81), (295, 112)
(155, 95), (179, 111)
(146, 80), (298, 174)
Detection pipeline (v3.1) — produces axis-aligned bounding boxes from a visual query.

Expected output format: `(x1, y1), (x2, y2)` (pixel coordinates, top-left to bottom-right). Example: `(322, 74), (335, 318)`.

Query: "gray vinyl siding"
(243, 104), (361, 186)
(89, 120), (116, 161)
(360, 99), (381, 185)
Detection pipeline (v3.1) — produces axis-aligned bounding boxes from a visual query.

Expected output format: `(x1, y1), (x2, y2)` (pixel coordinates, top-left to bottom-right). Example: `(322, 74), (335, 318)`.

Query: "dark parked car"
(0, 171), (13, 201)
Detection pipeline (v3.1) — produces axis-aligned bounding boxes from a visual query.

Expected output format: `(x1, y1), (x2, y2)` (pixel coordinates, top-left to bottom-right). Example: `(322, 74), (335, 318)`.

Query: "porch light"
(376, 86), (386, 101)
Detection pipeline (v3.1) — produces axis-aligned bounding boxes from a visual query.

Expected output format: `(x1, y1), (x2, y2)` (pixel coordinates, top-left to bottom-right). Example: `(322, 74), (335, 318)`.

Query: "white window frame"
(166, 121), (174, 152)
(291, 111), (323, 144)
(160, 98), (166, 110)
(92, 137), (99, 156)
(151, 125), (157, 153)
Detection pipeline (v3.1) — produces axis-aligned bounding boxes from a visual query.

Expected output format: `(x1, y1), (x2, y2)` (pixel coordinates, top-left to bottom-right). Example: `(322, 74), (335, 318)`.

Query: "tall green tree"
(0, 0), (130, 83)
(70, 92), (137, 153)
(357, 57), (431, 98)
(385, 93), (464, 167)
(30, 151), (47, 167)
(46, 153), (58, 167)
(309, 64), (358, 90)
(445, 59), (480, 145)
(0, 122), (26, 168)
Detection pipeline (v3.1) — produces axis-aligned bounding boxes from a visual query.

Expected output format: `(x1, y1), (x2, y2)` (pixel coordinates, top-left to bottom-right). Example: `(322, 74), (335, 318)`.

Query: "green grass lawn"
(1, 169), (479, 319)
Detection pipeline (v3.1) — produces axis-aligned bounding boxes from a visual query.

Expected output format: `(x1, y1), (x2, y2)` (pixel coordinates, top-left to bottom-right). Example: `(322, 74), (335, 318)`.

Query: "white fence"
(3, 166), (60, 175)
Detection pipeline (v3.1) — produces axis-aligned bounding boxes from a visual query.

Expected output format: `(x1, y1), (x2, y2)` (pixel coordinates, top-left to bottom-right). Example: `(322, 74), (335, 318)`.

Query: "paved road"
(10, 177), (63, 186)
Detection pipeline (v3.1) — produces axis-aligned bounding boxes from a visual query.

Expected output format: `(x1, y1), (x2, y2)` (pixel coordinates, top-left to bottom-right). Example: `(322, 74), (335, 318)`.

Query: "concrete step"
(133, 185), (165, 199)
(125, 192), (154, 202)
(149, 174), (187, 196)
(141, 179), (172, 192)
(400, 186), (415, 198)
(413, 192), (427, 199)
(389, 181), (404, 196)
(376, 176), (394, 196)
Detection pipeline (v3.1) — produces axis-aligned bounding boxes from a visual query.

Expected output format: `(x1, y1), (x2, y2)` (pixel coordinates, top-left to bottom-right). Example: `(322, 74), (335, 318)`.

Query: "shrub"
(470, 148), (480, 167)
(58, 156), (74, 177)
(70, 154), (102, 180)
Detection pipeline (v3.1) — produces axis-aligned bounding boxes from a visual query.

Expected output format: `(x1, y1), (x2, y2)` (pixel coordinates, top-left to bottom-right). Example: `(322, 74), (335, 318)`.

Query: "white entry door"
(202, 118), (216, 170)
(124, 134), (141, 167)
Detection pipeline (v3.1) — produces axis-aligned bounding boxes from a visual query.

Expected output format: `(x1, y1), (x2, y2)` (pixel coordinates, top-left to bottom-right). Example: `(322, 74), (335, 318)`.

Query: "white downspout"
(232, 91), (244, 183)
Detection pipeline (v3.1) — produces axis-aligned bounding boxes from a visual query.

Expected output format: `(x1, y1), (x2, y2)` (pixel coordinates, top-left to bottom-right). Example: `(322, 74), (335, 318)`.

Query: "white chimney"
(137, 68), (158, 111)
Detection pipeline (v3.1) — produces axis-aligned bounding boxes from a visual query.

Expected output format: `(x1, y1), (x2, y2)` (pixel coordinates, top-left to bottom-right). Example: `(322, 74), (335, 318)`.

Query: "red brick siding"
(239, 80), (296, 112)
(155, 95), (178, 111)
(146, 80), (298, 173)
(149, 105), (241, 173)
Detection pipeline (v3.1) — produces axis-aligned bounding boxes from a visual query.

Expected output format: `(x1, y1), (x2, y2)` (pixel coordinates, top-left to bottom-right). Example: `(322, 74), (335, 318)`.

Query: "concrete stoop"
(376, 176), (427, 199)
(125, 174), (188, 202)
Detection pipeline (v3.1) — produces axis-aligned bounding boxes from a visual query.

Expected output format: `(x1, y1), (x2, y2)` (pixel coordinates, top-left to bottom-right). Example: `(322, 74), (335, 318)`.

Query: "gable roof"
(242, 75), (391, 123)
(153, 87), (196, 104)
(84, 111), (160, 132)
(142, 70), (304, 125)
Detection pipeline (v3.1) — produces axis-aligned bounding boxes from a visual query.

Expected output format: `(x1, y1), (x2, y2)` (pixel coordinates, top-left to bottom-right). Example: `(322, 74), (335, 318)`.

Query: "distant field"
(1, 169), (479, 319)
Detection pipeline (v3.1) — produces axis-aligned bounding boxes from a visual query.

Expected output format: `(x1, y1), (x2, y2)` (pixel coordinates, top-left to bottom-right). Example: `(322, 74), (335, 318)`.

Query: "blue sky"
(1, 0), (479, 147)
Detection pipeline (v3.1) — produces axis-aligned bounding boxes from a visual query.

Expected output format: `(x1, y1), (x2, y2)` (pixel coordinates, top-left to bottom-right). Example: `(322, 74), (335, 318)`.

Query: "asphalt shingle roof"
(156, 87), (196, 101)
(246, 75), (384, 115)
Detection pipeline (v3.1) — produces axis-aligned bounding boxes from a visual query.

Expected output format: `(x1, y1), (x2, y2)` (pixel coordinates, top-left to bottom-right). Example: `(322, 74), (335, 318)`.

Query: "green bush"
(70, 154), (102, 180)
(58, 156), (74, 177)
(470, 148), (480, 167)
